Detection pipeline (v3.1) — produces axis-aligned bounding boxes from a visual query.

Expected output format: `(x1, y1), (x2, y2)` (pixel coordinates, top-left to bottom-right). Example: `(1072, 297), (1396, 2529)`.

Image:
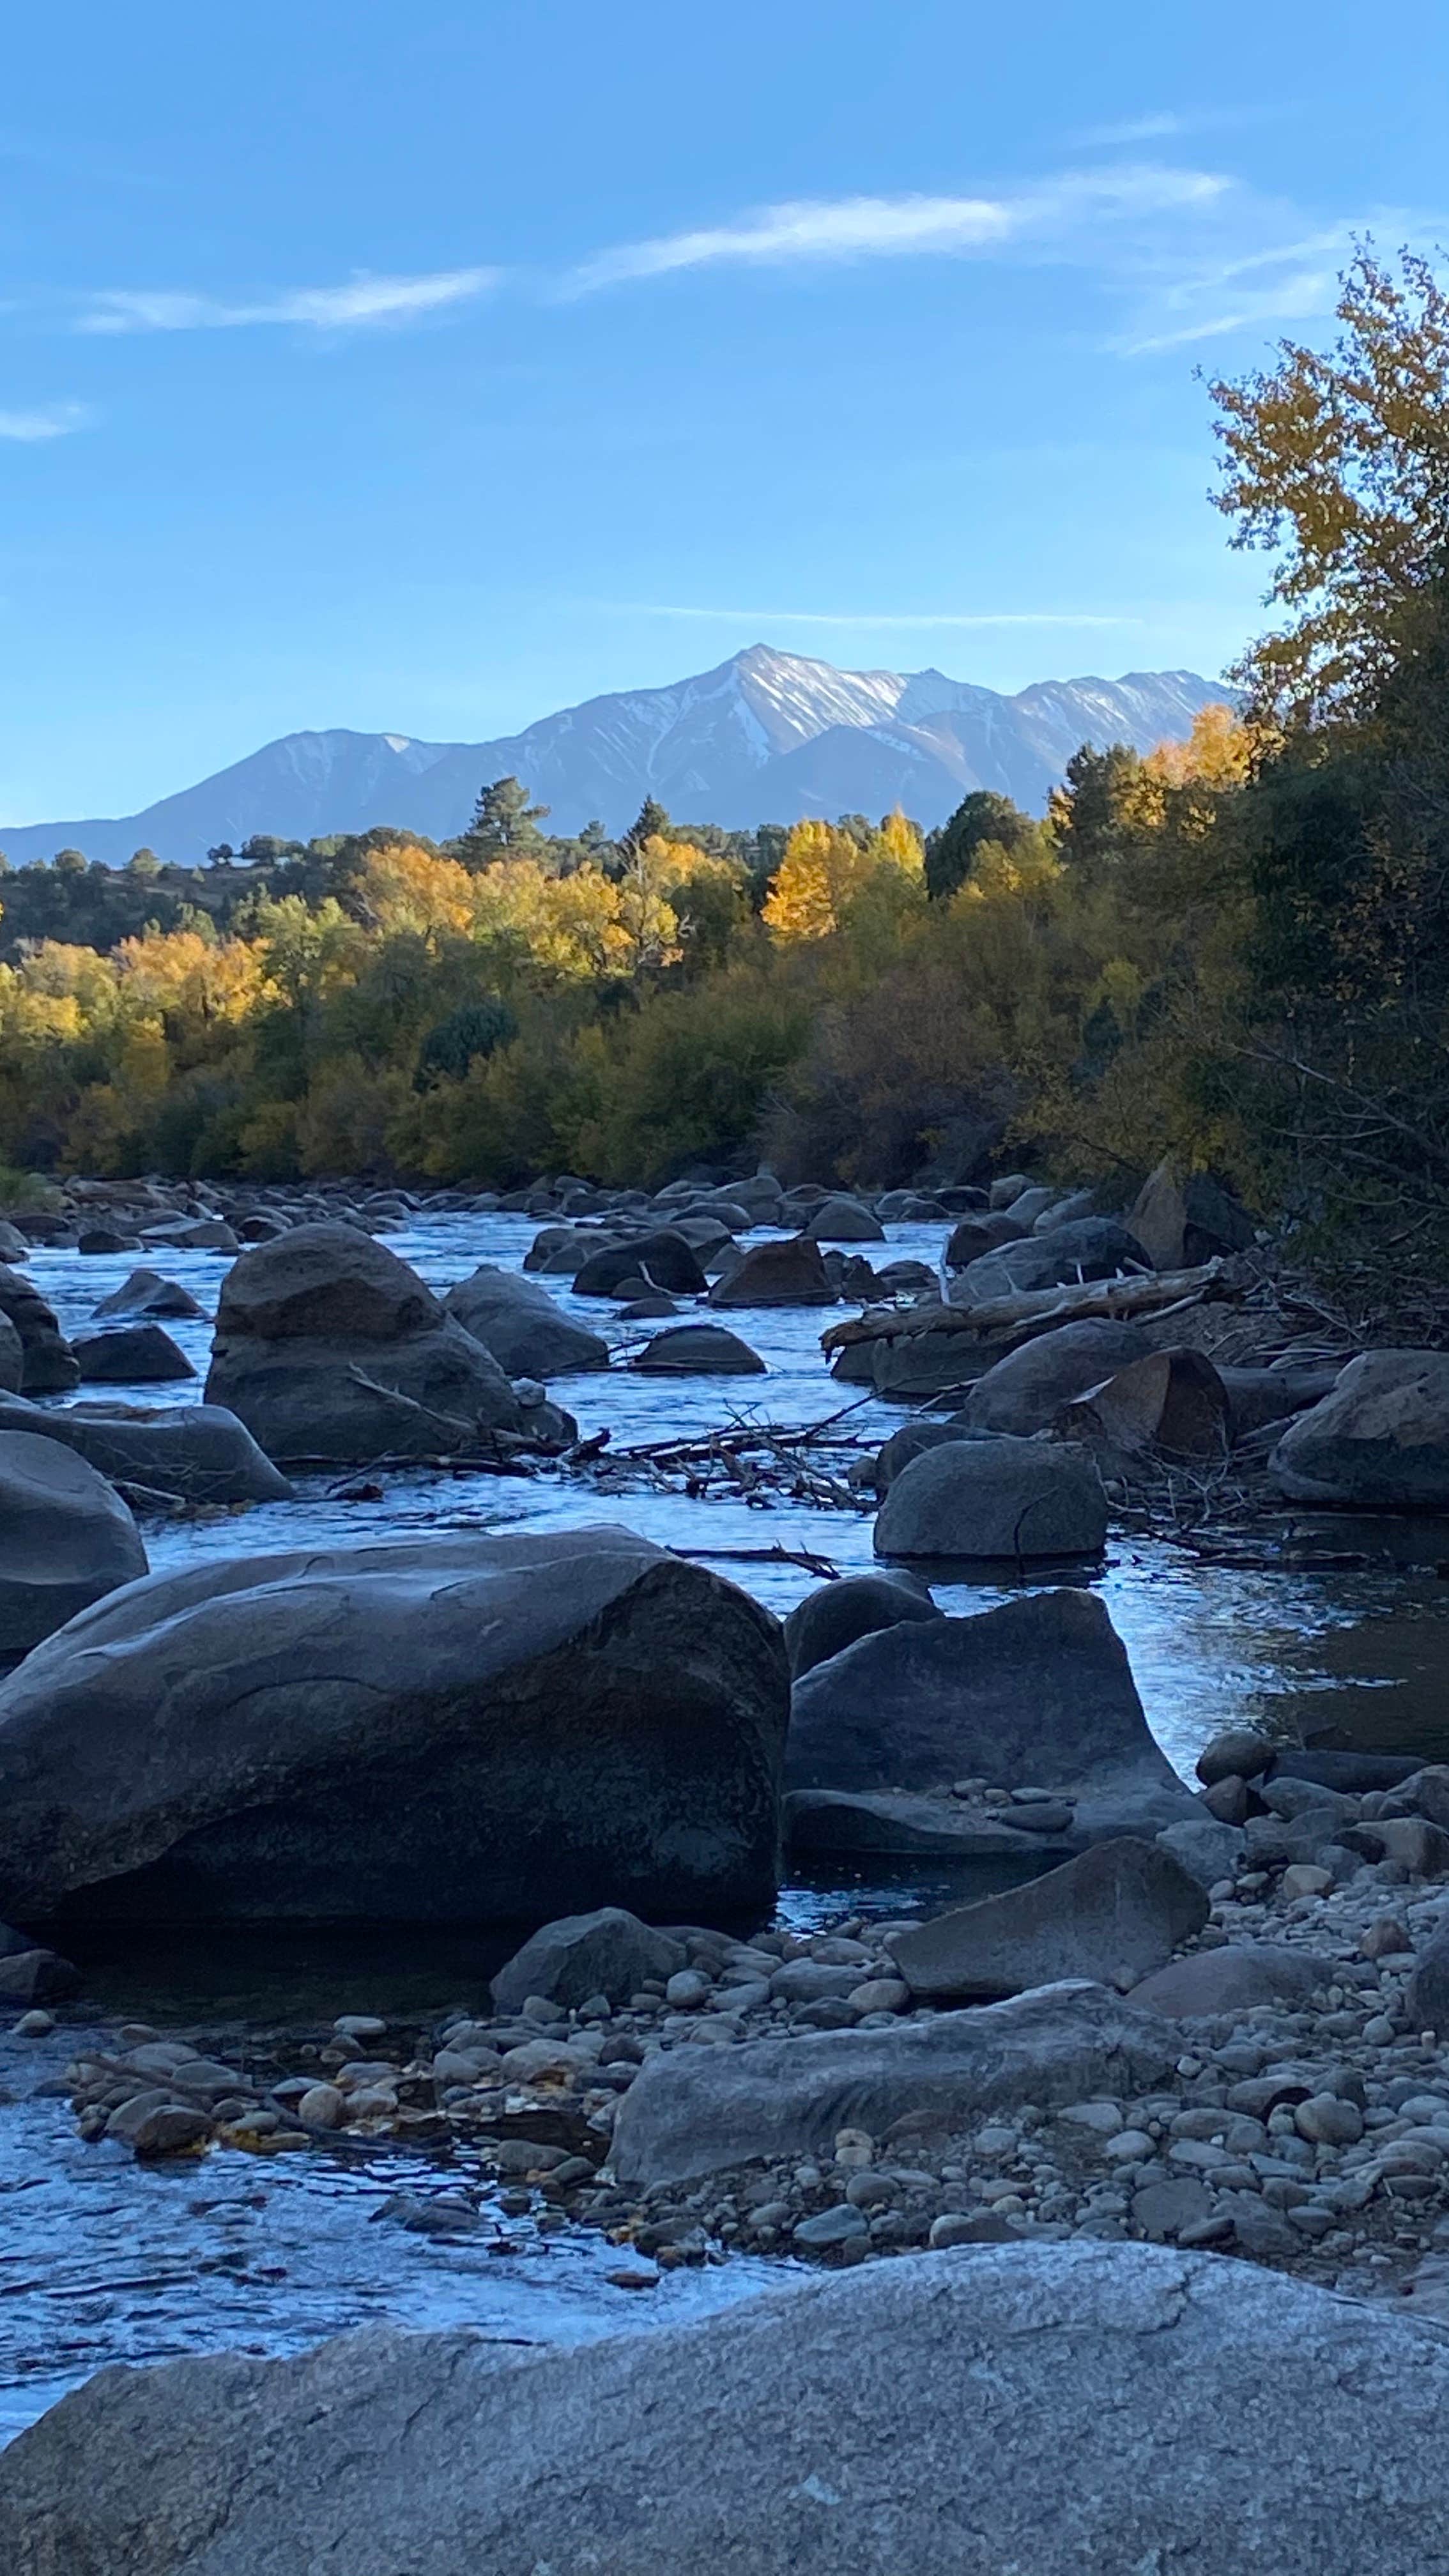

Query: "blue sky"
(2, 0), (1444, 825)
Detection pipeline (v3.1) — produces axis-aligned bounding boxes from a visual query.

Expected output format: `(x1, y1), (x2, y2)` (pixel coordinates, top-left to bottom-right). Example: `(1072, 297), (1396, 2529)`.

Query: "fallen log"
(820, 1259), (1230, 1356)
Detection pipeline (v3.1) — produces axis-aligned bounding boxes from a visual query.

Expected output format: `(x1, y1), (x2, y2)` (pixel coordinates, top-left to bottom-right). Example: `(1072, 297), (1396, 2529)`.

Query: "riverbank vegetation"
(1, 250), (1446, 1294)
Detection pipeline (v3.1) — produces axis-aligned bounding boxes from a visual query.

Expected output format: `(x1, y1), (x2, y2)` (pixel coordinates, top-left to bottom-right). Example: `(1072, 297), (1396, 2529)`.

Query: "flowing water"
(1, 1208), (1446, 2437)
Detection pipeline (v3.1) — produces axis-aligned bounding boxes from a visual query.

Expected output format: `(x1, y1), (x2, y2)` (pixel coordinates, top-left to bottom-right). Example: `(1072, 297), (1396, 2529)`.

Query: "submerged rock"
(0, 1525), (788, 1926)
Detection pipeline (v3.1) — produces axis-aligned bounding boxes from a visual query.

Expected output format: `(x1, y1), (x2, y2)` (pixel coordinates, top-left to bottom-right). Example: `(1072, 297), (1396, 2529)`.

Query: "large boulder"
(204, 1223), (525, 1463)
(612, 1981), (1179, 2188)
(952, 1320), (1148, 1435)
(785, 1588), (1196, 1843)
(72, 1324), (195, 1384)
(802, 1195), (885, 1243)
(1130, 1943), (1333, 2018)
(0, 1430), (148, 1655)
(1128, 1158), (1257, 1268)
(0, 1526), (788, 1927)
(887, 1840), (1208, 2001)
(491, 1906), (685, 2013)
(572, 1230), (707, 1296)
(709, 1236), (836, 1307)
(8, 2242), (1449, 2576)
(0, 1393), (292, 1504)
(942, 1211), (1029, 1271)
(441, 1266), (609, 1377)
(630, 1324), (765, 1375)
(0, 1263), (76, 1393)
(1059, 1348), (1232, 1460)
(91, 1268), (204, 1321)
(949, 1216), (1153, 1307)
(874, 1434), (1107, 1561)
(783, 1572), (942, 1678)
(1270, 1351), (1449, 1508)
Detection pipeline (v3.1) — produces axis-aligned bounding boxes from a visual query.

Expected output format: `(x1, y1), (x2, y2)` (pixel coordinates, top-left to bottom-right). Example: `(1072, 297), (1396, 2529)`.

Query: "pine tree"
(454, 776), (550, 870)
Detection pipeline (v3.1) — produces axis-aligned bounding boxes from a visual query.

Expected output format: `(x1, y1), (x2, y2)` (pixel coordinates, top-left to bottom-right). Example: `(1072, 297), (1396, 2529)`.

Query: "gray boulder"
(72, 1324), (195, 1384)
(8, 2242), (1449, 2576)
(786, 1787), (1080, 1863)
(1128, 1158), (1257, 1268)
(139, 1216), (240, 1252)
(611, 1981), (1179, 2188)
(91, 1268), (205, 1321)
(0, 1314), (21, 1395)
(952, 1319), (1148, 1434)
(631, 1324), (765, 1376)
(785, 1588), (1197, 1842)
(1130, 1943), (1333, 2018)
(887, 1840), (1208, 2000)
(709, 1236), (836, 1307)
(783, 1572), (941, 1679)
(871, 1420), (971, 1492)
(205, 1223), (525, 1463)
(1271, 1351), (1449, 1508)
(802, 1195), (885, 1243)
(0, 1263), (77, 1393)
(572, 1230), (707, 1296)
(0, 1393), (293, 1504)
(942, 1211), (1029, 1271)
(441, 1267), (609, 1377)
(0, 1526), (788, 1927)
(874, 1434), (1106, 1561)
(951, 1216), (1153, 1307)
(1154, 1814), (1246, 1889)
(0, 1430), (148, 1655)
(491, 1906), (686, 2012)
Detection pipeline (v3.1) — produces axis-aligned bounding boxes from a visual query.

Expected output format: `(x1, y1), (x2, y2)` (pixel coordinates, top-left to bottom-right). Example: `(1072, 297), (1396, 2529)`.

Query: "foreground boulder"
(0, 1393), (292, 1503)
(874, 1434), (1107, 1561)
(709, 1236), (836, 1307)
(0, 1431), (147, 1655)
(952, 1319), (1147, 1434)
(0, 1263), (76, 1393)
(785, 1588), (1196, 1842)
(887, 1840), (1208, 2000)
(1271, 1351), (1449, 1508)
(6, 2241), (1449, 2576)
(441, 1266), (609, 1376)
(0, 1526), (788, 1926)
(612, 1981), (1178, 2186)
(205, 1223), (526, 1463)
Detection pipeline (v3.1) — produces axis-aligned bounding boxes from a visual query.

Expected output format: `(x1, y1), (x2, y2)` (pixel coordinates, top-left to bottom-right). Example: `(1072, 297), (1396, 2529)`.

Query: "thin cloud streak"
(0, 400), (90, 440)
(565, 165), (1230, 292)
(77, 268), (497, 335)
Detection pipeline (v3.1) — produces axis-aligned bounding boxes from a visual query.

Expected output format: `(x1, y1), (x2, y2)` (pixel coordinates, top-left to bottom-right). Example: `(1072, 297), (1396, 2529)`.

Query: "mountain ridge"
(0, 645), (1232, 866)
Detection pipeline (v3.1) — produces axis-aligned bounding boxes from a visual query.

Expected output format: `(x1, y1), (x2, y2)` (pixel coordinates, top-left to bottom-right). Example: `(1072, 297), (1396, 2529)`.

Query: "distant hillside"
(0, 645), (1232, 866)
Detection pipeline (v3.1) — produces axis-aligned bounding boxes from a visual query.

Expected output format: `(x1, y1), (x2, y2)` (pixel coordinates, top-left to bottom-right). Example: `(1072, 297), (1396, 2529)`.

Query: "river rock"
(11, 2241), (1449, 2576)
(140, 1217), (240, 1252)
(204, 1223), (526, 1462)
(0, 1430), (148, 1655)
(709, 1237), (836, 1307)
(870, 1421), (972, 1492)
(612, 1981), (1179, 2188)
(0, 1525), (788, 1926)
(949, 1216), (1154, 1307)
(0, 1393), (293, 1503)
(0, 1947), (82, 2003)
(874, 1434), (1107, 1561)
(572, 1230), (707, 1296)
(0, 1315), (22, 1397)
(1059, 1348), (1232, 1460)
(951, 1321), (1148, 1435)
(630, 1324), (765, 1375)
(1154, 1816), (1247, 1889)
(1271, 1351), (1449, 1508)
(783, 1572), (942, 1679)
(0, 1264), (77, 1393)
(491, 1908), (686, 2013)
(1129, 1943), (1334, 2018)
(942, 1211), (1030, 1271)
(72, 1324), (195, 1384)
(91, 1268), (205, 1321)
(785, 1787), (1080, 1862)
(887, 1841), (1208, 2001)
(441, 1266), (609, 1376)
(1128, 1159), (1257, 1269)
(786, 1589), (1196, 1839)
(1407, 1922), (1449, 2037)
(802, 1195), (885, 1243)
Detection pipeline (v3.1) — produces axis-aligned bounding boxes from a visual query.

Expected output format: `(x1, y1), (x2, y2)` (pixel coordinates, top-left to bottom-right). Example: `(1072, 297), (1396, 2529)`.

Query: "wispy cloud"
(0, 399), (90, 441)
(600, 604), (1138, 629)
(1115, 224), (1378, 353)
(1077, 113), (1189, 148)
(564, 164), (1230, 293)
(77, 268), (497, 335)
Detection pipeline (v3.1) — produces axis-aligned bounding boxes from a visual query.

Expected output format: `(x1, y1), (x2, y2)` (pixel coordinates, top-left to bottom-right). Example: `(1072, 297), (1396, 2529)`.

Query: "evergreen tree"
(454, 776), (550, 869)
(925, 790), (1036, 901)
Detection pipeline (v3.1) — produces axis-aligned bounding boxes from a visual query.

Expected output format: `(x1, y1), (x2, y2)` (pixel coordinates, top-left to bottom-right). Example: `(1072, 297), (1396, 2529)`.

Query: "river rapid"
(1, 1206), (1446, 2437)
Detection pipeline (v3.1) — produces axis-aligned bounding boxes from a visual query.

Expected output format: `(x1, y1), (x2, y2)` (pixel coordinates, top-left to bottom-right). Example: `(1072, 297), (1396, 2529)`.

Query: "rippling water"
(0, 1206), (1445, 2436)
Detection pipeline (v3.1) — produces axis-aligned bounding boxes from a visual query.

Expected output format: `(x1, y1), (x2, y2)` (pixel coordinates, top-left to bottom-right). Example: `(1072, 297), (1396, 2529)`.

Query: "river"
(0, 1206), (1445, 2437)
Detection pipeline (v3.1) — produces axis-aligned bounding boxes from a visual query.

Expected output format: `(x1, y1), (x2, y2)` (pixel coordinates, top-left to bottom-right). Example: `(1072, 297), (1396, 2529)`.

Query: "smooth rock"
(709, 1238), (837, 1308)
(0, 1263), (76, 1393)
(1271, 1351), (1449, 1509)
(630, 1325), (766, 1376)
(888, 1841), (1208, 2002)
(491, 1908), (687, 2013)
(441, 1267), (609, 1377)
(802, 1197), (885, 1244)
(72, 1324), (195, 1384)
(874, 1436), (1107, 1562)
(951, 1321), (1147, 1436)
(950, 1217), (1153, 1307)
(1129, 1945), (1333, 2018)
(91, 1268), (205, 1322)
(0, 1430), (148, 1654)
(783, 1572), (941, 1680)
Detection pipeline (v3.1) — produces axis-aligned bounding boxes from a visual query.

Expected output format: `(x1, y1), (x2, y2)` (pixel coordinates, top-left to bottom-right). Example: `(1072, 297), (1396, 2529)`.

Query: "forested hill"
(0, 649), (1226, 866)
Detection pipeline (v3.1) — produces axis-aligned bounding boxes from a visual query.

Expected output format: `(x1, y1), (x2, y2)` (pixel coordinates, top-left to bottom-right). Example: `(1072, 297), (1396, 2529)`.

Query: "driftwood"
(820, 1259), (1231, 1356)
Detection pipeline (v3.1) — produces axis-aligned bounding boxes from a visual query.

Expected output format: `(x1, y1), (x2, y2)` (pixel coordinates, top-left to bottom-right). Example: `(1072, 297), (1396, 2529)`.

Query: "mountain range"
(0, 646), (1231, 866)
